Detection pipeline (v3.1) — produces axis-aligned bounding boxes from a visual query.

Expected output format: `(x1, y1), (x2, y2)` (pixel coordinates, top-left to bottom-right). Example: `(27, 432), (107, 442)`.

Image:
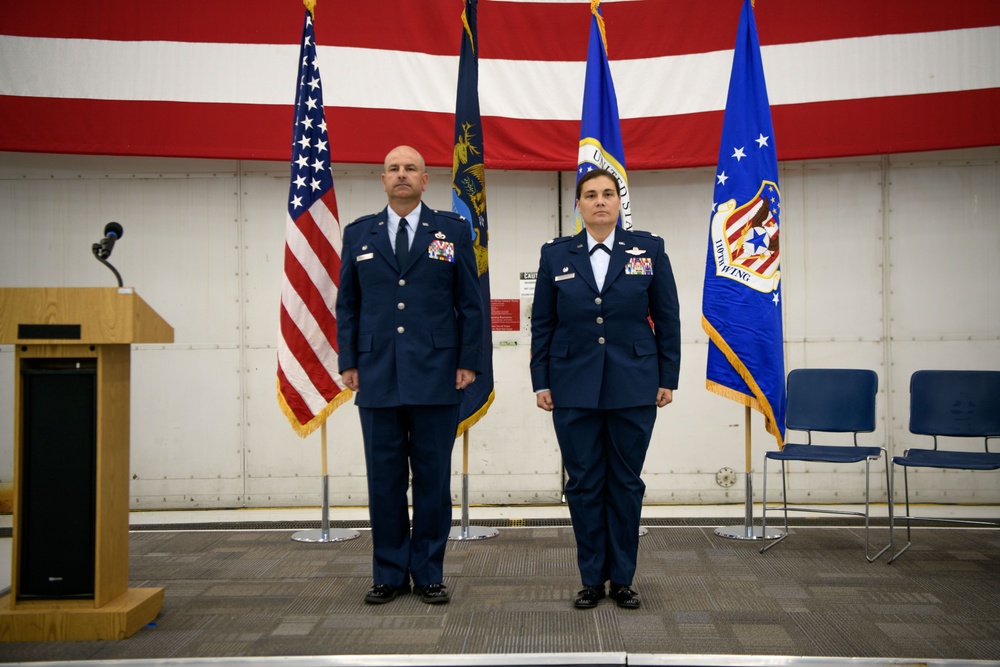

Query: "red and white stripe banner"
(1, 0), (998, 170)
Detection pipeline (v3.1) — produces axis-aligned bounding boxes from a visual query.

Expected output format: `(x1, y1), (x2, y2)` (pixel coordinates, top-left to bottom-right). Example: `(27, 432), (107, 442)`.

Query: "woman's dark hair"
(575, 167), (618, 200)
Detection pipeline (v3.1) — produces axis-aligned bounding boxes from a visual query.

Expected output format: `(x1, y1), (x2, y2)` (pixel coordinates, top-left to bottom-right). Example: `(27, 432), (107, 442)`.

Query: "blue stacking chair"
(888, 370), (1000, 563)
(760, 368), (890, 561)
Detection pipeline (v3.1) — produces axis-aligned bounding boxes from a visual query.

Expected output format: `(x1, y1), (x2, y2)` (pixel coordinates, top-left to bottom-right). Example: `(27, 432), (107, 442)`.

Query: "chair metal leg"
(760, 457), (769, 548)
(862, 456), (890, 562)
(780, 460), (790, 530)
(760, 454), (890, 560)
(760, 459), (788, 554)
(888, 464), (913, 563)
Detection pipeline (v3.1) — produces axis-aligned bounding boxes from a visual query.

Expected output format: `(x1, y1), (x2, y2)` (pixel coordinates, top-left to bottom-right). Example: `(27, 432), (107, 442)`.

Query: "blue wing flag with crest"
(701, 0), (786, 446)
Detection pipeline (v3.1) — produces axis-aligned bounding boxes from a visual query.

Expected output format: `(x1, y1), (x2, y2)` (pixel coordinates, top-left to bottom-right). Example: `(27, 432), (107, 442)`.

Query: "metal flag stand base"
(714, 406), (784, 542)
(291, 474), (360, 543)
(449, 430), (498, 541)
(714, 471), (783, 540)
(291, 422), (360, 543)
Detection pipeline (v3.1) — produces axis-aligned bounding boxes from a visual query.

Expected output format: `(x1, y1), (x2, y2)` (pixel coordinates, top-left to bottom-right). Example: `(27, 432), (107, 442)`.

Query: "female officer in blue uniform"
(530, 168), (680, 609)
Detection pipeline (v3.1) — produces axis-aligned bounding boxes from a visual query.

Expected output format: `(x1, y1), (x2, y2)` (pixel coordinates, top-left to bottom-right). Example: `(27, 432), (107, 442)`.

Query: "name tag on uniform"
(554, 273), (576, 281)
(357, 252), (374, 262)
(625, 257), (653, 275)
(428, 239), (455, 262)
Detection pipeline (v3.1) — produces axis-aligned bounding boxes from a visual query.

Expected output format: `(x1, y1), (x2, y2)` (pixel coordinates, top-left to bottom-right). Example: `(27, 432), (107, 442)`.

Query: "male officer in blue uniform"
(336, 145), (484, 605)
(530, 168), (680, 609)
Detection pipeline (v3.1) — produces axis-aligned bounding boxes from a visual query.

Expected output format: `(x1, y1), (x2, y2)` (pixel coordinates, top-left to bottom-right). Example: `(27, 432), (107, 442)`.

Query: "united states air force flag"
(701, 0), (786, 447)
(452, 0), (494, 435)
(576, 0), (631, 231)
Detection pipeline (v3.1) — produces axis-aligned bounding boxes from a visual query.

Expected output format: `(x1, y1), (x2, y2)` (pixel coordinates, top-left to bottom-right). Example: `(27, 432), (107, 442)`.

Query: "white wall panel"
(128, 177), (241, 345)
(0, 156), (242, 341)
(781, 160), (886, 344)
(887, 156), (1000, 341)
(130, 347), (244, 508)
(1, 148), (999, 511)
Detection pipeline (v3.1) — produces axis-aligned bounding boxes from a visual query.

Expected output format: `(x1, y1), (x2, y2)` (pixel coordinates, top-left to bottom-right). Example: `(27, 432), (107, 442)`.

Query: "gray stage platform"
(2, 521), (998, 665)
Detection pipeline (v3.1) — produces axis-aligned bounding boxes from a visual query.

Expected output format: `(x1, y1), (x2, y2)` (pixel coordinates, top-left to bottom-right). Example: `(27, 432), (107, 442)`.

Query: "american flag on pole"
(277, 3), (351, 437)
(576, 0), (630, 232)
(701, 0), (786, 447)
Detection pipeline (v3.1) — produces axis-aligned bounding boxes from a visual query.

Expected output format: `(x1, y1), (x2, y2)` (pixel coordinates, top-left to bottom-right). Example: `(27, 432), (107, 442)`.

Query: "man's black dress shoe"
(610, 583), (640, 609)
(364, 583), (410, 604)
(415, 583), (450, 604)
(573, 585), (606, 609)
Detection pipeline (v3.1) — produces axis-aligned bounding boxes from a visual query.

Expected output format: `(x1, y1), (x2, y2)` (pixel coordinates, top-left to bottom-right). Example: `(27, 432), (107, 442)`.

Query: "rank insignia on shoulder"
(626, 246), (646, 256)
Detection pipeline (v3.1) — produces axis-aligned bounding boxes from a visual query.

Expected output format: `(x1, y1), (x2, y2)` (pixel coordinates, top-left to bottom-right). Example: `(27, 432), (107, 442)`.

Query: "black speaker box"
(19, 361), (97, 599)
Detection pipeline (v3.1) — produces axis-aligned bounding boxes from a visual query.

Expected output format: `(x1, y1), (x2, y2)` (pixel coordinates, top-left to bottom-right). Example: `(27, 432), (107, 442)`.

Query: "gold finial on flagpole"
(304, 0), (316, 18)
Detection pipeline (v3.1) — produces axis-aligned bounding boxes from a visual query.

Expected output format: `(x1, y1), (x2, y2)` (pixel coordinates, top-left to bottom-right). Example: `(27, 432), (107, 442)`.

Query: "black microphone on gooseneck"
(92, 221), (125, 287)
(95, 221), (123, 260)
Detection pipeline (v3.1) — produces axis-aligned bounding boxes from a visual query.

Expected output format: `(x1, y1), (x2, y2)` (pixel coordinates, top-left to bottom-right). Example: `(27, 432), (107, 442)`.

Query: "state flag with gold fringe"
(452, 0), (494, 435)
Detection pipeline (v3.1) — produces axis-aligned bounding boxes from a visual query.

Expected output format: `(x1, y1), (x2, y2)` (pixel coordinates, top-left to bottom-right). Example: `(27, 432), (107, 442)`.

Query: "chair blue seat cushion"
(893, 448), (1000, 471)
(766, 443), (883, 463)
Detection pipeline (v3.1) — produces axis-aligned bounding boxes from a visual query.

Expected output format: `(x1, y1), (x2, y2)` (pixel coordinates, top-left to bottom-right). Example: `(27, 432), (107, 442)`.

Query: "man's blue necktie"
(395, 218), (409, 269)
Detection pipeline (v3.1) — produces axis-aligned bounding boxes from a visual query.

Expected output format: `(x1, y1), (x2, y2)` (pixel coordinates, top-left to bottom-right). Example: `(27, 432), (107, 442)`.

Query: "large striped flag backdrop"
(1, 1), (998, 168)
(702, 0), (786, 447)
(576, 0), (630, 231)
(452, 0), (494, 435)
(277, 4), (351, 437)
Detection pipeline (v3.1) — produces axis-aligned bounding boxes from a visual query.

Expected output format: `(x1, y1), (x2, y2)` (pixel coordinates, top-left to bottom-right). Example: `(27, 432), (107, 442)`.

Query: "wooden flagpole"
(290, 421), (359, 543)
(449, 428), (498, 540)
(714, 405), (783, 541)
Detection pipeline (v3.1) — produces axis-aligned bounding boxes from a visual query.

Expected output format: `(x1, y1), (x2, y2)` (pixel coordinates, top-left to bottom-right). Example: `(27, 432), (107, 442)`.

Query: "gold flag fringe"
(701, 315), (784, 448)
(277, 378), (354, 439)
(456, 388), (496, 438)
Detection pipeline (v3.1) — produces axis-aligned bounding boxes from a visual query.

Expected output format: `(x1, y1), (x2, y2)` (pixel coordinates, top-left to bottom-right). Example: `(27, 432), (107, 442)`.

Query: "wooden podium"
(0, 287), (173, 641)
